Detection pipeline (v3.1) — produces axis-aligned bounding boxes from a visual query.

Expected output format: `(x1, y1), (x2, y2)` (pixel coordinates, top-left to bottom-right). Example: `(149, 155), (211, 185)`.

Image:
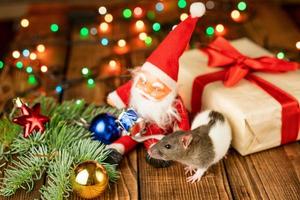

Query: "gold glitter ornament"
(71, 160), (109, 199)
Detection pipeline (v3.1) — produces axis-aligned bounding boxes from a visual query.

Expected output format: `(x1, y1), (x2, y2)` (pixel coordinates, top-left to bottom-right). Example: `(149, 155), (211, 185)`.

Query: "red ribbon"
(192, 37), (300, 144)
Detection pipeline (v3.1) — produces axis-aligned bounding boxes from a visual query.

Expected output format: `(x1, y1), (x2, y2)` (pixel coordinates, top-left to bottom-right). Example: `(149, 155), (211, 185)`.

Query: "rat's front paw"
(186, 168), (207, 183)
(146, 153), (172, 168)
(184, 166), (196, 175)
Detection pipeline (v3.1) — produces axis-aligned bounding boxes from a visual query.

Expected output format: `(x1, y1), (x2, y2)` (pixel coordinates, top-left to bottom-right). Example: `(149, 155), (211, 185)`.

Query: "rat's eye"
(164, 144), (171, 149)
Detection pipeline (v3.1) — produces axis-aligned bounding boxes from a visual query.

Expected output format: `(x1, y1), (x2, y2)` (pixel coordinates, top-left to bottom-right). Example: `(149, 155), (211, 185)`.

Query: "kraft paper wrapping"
(178, 38), (300, 155)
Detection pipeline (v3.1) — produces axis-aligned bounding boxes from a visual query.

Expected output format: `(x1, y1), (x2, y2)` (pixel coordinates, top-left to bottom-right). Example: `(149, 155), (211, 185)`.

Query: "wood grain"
(138, 147), (232, 200)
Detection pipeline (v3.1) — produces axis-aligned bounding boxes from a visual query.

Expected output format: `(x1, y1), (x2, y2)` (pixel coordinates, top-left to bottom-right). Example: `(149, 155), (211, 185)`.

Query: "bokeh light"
(22, 49), (30, 57)
(155, 2), (164, 12)
(118, 39), (126, 47)
(80, 27), (89, 37)
(30, 52), (37, 60)
(145, 36), (152, 46)
(16, 61), (23, 69)
(180, 13), (188, 21)
(12, 50), (20, 59)
(0, 61), (4, 69)
(237, 1), (247, 11)
(136, 20), (145, 30)
(99, 22), (109, 32)
(296, 41), (300, 50)
(152, 22), (161, 32)
(231, 10), (241, 21)
(276, 52), (285, 59)
(20, 19), (29, 28)
(104, 14), (113, 23)
(123, 8), (132, 19)
(101, 38), (109, 46)
(139, 32), (147, 40)
(134, 7), (143, 18)
(178, 0), (187, 9)
(50, 23), (59, 32)
(26, 66), (33, 73)
(37, 44), (45, 53)
(98, 6), (107, 15)
(206, 26), (214, 36)
(41, 65), (48, 73)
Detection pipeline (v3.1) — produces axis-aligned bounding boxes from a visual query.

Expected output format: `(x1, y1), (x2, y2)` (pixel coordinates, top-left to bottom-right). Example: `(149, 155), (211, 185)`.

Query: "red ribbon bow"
(202, 37), (299, 87)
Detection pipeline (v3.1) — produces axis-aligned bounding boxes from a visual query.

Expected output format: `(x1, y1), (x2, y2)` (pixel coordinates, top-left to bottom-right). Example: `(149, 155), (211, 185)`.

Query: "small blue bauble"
(89, 113), (121, 144)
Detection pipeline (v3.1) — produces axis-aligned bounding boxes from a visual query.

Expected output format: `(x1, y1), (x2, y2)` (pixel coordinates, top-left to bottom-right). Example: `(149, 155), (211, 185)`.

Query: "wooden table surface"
(0, 2), (300, 200)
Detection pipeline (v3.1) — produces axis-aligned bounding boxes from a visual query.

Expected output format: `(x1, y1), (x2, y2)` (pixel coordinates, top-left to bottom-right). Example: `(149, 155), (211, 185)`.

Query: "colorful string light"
(16, 61), (23, 69)
(101, 38), (109, 46)
(147, 11), (155, 20)
(87, 78), (95, 88)
(0, 61), (4, 69)
(22, 49), (30, 57)
(296, 41), (300, 50)
(118, 39), (126, 47)
(55, 85), (63, 93)
(41, 65), (48, 73)
(81, 67), (90, 76)
(237, 1), (247, 11)
(139, 32), (147, 40)
(50, 24), (59, 32)
(155, 2), (164, 12)
(104, 14), (113, 23)
(231, 10), (241, 22)
(30, 52), (37, 60)
(20, 19), (29, 28)
(123, 8), (132, 19)
(136, 20), (145, 30)
(26, 66), (33, 73)
(205, 26), (214, 36)
(99, 22), (109, 32)
(12, 50), (20, 59)
(152, 22), (161, 32)
(205, 1), (215, 9)
(28, 75), (37, 85)
(134, 7), (143, 18)
(90, 27), (98, 35)
(98, 6), (107, 15)
(80, 27), (89, 37)
(37, 44), (45, 53)
(276, 52), (285, 59)
(180, 13), (188, 21)
(178, 0), (187, 9)
(145, 36), (152, 46)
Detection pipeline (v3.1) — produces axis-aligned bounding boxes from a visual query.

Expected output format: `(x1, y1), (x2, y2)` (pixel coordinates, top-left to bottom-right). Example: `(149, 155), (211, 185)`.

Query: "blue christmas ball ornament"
(89, 113), (121, 144)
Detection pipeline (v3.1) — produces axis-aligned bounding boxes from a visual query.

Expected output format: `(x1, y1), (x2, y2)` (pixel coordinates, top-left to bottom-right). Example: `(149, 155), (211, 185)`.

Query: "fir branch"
(33, 96), (58, 116)
(40, 150), (74, 200)
(0, 145), (48, 196)
(70, 139), (119, 181)
(0, 116), (21, 149)
(81, 104), (122, 122)
(46, 122), (91, 151)
(54, 100), (86, 120)
(9, 132), (46, 155)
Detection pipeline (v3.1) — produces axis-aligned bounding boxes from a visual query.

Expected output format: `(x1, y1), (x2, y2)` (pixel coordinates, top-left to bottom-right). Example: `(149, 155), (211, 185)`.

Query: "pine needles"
(0, 97), (120, 199)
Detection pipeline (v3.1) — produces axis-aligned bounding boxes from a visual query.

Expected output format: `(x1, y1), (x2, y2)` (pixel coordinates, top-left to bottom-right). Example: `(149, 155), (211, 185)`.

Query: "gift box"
(178, 37), (300, 156)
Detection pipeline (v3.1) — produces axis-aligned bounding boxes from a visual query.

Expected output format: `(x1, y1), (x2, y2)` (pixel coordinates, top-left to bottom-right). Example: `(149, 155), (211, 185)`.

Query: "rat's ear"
(181, 134), (193, 149)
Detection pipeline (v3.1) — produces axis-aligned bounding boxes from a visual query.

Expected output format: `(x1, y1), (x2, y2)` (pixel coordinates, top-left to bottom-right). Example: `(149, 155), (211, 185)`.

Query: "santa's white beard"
(129, 84), (181, 130)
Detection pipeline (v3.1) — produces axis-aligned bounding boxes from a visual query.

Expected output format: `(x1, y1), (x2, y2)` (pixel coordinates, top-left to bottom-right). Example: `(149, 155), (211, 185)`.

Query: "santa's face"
(130, 70), (180, 129)
(134, 71), (171, 101)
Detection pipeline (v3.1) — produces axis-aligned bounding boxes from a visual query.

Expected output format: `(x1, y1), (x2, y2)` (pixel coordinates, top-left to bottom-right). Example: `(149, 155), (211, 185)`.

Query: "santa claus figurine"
(106, 2), (206, 168)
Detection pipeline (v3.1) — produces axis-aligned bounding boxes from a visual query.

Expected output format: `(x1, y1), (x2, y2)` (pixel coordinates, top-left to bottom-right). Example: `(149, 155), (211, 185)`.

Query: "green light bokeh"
(50, 24), (59, 32)
(80, 27), (89, 37)
(152, 22), (161, 32)
(237, 1), (247, 11)
(206, 26), (214, 36)
(16, 61), (23, 69)
(123, 9), (132, 18)
(178, 0), (187, 9)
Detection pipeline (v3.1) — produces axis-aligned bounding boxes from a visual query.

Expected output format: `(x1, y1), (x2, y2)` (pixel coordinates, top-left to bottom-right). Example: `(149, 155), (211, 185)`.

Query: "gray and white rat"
(149, 110), (232, 183)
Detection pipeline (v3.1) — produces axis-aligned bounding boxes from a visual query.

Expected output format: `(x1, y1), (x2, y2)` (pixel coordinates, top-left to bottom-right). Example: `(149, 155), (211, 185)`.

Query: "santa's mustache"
(135, 88), (160, 102)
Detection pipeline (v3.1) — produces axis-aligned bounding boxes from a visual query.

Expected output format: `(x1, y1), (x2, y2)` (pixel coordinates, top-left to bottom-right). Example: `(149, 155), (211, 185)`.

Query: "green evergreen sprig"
(0, 97), (121, 199)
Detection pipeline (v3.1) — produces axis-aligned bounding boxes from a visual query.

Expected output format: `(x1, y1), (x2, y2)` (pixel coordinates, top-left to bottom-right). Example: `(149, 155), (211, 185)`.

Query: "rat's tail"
(191, 110), (225, 130)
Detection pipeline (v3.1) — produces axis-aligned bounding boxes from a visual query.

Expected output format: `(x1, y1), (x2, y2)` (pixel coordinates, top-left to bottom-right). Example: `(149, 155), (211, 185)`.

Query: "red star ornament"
(13, 102), (50, 138)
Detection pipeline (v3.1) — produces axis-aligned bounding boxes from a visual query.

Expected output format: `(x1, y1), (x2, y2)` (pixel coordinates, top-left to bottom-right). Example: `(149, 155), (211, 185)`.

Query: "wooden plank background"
(0, 1), (300, 200)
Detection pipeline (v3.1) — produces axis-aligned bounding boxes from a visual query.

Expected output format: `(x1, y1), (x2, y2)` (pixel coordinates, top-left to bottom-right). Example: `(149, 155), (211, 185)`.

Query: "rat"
(149, 110), (232, 183)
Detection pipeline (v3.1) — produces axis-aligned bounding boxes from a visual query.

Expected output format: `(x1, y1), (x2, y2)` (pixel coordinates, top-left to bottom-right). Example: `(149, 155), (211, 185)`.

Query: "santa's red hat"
(141, 2), (206, 89)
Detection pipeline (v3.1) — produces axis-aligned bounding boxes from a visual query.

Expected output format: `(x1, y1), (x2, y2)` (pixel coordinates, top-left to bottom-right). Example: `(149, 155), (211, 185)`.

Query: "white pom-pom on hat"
(190, 2), (206, 18)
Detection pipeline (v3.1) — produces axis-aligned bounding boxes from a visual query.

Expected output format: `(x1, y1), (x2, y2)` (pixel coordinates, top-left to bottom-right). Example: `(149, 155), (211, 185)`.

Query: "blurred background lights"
(20, 18), (29, 28)
(26, 66), (33, 73)
(178, 0), (187, 9)
(101, 38), (109, 46)
(180, 13), (188, 21)
(147, 11), (155, 20)
(237, 1), (247, 11)
(109, 60), (117, 68)
(55, 85), (63, 93)
(104, 14), (113, 23)
(98, 6), (107, 15)
(22, 49), (30, 57)
(41, 65), (48, 73)
(118, 39), (126, 47)
(216, 24), (225, 33)
(276, 52), (285, 59)
(134, 7), (143, 17)
(12, 50), (20, 59)
(80, 27), (89, 37)
(90, 27), (97, 35)
(37, 44), (45, 53)
(99, 22), (109, 32)
(205, 1), (215, 9)
(152, 22), (161, 31)
(30, 52), (37, 60)
(231, 10), (241, 21)
(144, 36), (152, 46)
(28, 75), (37, 85)
(136, 20), (145, 30)
(0, 61), (4, 69)
(50, 23), (59, 32)
(81, 67), (89, 75)
(296, 41), (300, 50)
(206, 26), (214, 36)
(87, 78), (95, 88)
(139, 32), (147, 40)
(155, 2), (164, 12)
(123, 8), (132, 18)
(16, 61), (23, 69)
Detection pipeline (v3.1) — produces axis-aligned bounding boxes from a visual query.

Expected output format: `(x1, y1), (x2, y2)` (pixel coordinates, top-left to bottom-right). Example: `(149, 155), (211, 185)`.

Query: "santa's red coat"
(108, 81), (190, 154)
